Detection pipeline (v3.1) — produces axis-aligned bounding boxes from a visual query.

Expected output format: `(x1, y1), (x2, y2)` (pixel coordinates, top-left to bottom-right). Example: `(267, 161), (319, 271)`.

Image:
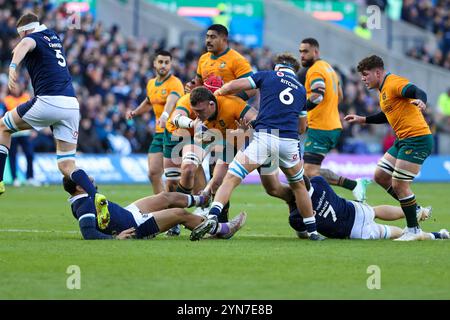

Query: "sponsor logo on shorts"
(405, 149), (413, 155)
(73, 131), (79, 139)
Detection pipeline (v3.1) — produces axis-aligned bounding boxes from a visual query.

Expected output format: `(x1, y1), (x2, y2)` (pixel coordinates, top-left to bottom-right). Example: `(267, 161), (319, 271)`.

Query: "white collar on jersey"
(68, 193), (89, 204)
(308, 186), (315, 197)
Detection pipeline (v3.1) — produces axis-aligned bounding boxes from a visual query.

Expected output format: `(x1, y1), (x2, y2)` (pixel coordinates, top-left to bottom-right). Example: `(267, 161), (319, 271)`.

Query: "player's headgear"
(203, 75), (224, 93)
(16, 12), (40, 33)
(274, 52), (300, 73)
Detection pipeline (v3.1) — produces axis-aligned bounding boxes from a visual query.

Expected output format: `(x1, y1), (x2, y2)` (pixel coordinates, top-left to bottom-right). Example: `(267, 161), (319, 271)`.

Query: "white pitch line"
(0, 229), (295, 239)
(0, 229), (78, 234)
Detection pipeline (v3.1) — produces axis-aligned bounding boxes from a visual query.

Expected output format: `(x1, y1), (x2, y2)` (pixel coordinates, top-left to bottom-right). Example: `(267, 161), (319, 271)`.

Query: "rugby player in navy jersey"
(63, 177), (246, 240)
(289, 176), (449, 240)
(190, 53), (323, 241)
(0, 13), (106, 225)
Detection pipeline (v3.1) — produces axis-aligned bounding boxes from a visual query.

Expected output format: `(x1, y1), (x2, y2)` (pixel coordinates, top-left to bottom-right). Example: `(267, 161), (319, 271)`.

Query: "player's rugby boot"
(95, 193), (110, 230)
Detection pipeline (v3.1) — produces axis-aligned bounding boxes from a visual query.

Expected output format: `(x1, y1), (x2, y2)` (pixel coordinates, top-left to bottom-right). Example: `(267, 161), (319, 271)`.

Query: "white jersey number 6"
(279, 87), (294, 105)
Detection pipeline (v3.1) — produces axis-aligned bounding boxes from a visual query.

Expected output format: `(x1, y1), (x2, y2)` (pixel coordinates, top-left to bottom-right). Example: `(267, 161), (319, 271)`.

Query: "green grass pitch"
(0, 183), (449, 299)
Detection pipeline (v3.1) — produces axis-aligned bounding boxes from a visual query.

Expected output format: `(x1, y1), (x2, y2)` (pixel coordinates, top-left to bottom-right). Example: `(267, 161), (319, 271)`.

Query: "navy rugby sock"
(0, 144), (9, 182)
(70, 169), (97, 198)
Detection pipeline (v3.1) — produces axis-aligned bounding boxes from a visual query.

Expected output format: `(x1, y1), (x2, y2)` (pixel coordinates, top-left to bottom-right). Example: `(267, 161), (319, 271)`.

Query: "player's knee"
(149, 166), (163, 178)
(172, 208), (187, 219)
(374, 173), (386, 186)
(391, 179), (409, 197)
(1, 112), (19, 133)
(158, 191), (172, 203)
(181, 162), (197, 179)
(264, 184), (280, 198)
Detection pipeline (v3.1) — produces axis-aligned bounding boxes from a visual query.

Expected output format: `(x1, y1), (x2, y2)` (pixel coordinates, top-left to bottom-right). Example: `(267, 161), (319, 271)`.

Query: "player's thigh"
(132, 192), (175, 213)
(278, 138), (301, 170)
(229, 150), (260, 177)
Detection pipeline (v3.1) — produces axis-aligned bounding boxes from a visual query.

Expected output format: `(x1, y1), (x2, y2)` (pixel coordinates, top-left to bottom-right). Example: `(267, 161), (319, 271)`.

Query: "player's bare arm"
(8, 37), (36, 91)
(159, 93), (180, 128)
(127, 97), (152, 119)
(214, 78), (253, 96)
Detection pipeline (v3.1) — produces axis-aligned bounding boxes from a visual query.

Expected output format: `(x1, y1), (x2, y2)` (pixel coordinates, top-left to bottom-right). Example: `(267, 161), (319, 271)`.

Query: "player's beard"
(301, 58), (314, 68)
(157, 69), (168, 77)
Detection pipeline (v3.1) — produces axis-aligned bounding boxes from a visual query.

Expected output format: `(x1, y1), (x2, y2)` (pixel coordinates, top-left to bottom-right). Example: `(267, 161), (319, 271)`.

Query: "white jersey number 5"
(55, 49), (66, 67)
(279, 87), (294, 105)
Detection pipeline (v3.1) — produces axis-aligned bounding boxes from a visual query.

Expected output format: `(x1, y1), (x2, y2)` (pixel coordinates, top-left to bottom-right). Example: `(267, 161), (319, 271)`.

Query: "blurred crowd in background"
(400, 0), (450, 70)
(1, 0), (450, 158)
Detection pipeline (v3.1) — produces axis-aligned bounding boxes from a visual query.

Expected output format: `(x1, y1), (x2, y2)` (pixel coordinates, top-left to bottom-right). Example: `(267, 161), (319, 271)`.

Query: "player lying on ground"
(62, 177), (246, 240)
(288, 176), (448, 240)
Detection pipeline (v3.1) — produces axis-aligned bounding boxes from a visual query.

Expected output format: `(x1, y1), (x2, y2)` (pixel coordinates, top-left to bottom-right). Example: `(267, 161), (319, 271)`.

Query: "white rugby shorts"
(243, 131), (300, 170)
(350, 201), (387, 240)
(124, 203), (155, 227)
(17, 95), (80, 144)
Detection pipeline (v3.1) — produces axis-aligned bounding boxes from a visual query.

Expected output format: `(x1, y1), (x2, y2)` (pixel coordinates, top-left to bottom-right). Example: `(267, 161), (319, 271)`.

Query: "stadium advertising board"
(147, 0), (264, 47)
(3, 154), (450, 185)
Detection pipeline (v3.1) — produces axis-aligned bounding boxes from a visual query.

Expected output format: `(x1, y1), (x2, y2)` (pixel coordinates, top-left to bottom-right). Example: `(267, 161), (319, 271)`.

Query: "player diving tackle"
(63, 177), (246, 240)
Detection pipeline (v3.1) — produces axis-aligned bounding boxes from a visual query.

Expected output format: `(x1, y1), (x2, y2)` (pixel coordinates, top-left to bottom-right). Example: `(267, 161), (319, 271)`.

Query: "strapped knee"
(287, 166), (304, 184)
(164, 167), (181, 180)
(56, 149), (77, 163)
(377, 157), (395, 176)
(303, 152), (324, 165)
(2, 112), (19, 132)
(182, 152), (201, 166)
(392, 167), (417, 182)
(228, 159), (249, 180)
